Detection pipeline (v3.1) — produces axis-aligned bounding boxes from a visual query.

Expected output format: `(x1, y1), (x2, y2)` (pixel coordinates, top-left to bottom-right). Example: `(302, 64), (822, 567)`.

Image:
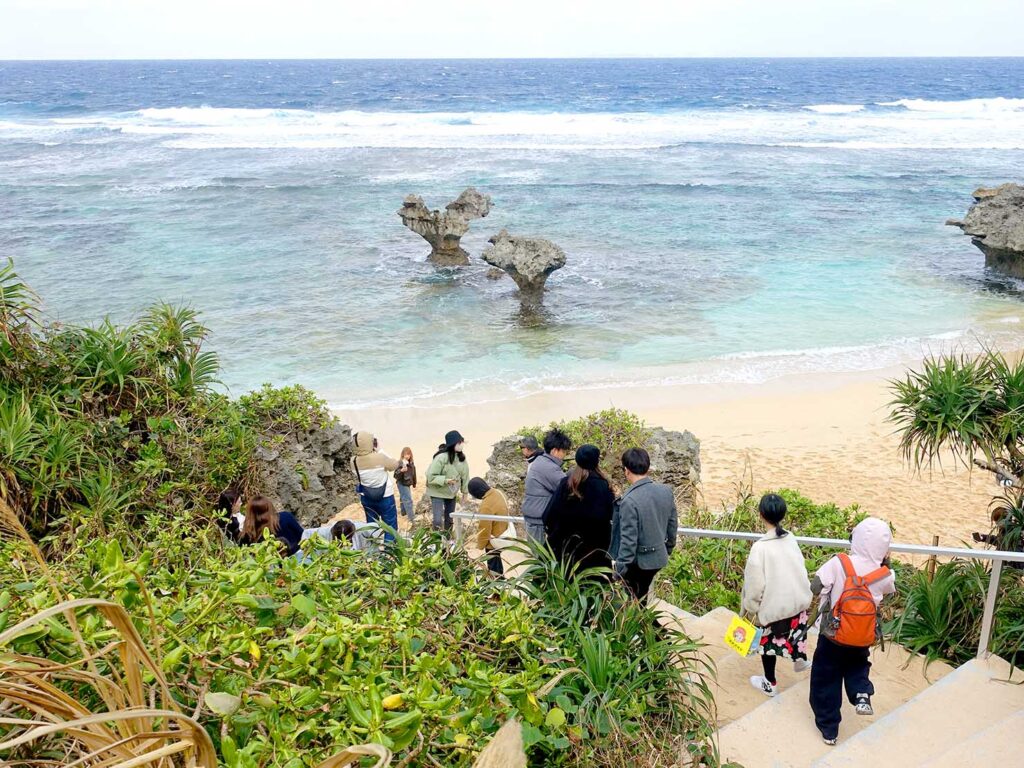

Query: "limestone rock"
(481, 229), (566, 300)
(252, 421), (358, 527)
(948, 183), (1024, 278)
(646, 427), (702, 508)
(484, 435), (533, 514)
(397, 187), (492, 266)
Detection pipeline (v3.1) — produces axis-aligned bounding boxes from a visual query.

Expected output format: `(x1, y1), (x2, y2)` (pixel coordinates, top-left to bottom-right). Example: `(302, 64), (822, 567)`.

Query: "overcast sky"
(2, 0), (1023, 59)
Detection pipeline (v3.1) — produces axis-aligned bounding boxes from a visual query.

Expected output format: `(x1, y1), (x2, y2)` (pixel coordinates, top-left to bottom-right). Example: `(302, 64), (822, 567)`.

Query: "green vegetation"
(1, 528), (717, 767)
(887, 349), (1024, 667)
(889, 349), (1024, 549)
(0, 259), (328, 543)
(0, 265), (718, 767)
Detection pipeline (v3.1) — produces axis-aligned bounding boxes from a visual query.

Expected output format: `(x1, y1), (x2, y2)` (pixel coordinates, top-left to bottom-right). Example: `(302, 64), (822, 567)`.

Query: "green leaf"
(291, 594), (316, 618)
(204, 691), (241, 717)
(544, 707), (566, 728)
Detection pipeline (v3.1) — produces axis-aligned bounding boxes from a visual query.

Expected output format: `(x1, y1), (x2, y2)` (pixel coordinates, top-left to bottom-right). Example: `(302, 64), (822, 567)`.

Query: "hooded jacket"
(815, 517), (896, 607)
(741, 530), (813, 625)
(351, 432), (400, 495)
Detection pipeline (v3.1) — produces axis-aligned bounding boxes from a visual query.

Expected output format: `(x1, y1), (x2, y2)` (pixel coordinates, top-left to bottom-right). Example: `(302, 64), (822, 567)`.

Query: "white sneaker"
(749, 675), (777, 697)
(793, 659), (812, 673)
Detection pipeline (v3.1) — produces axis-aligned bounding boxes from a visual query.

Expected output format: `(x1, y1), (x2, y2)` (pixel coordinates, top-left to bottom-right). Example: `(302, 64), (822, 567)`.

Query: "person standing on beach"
(351, 431), (401, 541)
(521, 429), (571, 541)
(741, 494), (813, 698)
(610, 447), (678, 601)
(543, 444), (616, 575)
(426, 430), (470, 532)
(394, 447), (417, 523)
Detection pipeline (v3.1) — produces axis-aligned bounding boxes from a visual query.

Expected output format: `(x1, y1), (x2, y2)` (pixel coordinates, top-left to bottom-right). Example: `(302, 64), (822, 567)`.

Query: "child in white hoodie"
(741, 494), (813, 697)
(809, 517), (896, 746)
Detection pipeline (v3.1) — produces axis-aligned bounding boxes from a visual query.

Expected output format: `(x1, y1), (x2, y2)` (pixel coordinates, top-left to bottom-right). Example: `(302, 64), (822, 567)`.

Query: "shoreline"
(335, 363), (1003, 548)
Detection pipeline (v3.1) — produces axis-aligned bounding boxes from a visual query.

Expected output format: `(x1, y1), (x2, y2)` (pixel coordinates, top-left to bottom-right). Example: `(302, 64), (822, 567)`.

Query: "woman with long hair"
(239, 495), (304, 554)
(543, 444), (616, 574)
(394, 446), (417, 523)
(425, 430), (469, 532)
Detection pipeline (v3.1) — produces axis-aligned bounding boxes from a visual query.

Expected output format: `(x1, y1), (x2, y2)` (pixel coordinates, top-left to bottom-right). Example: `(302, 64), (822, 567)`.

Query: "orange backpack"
(822, 553), (890, 648)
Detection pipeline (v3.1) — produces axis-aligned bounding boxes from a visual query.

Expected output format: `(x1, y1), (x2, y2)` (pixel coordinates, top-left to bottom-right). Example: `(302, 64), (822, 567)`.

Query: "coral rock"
(481, 229), (567, 301)
(948, 183), (1024, 278)
(397, 187), (492, 266)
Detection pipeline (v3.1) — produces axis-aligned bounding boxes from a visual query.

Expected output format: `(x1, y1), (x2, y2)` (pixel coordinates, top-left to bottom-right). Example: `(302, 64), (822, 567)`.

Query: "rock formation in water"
(252, 421), (358, 527)
(947, 183), (1024, 278)
(481, 229), (567, 302)
(397, 187), (493, 266)
(484, 427), (701, 514)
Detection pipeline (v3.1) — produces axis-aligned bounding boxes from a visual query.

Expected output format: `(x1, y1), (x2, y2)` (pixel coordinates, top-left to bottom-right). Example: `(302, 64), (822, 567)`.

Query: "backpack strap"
(837, 552), (856, 578)
(862, 565), (891, 586)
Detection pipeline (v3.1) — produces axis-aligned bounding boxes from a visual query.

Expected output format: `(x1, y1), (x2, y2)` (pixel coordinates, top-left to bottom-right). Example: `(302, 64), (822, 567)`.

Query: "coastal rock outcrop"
(252, 421), (358, 528)
(947, 183), (1024, 278)
(481, 229), (567, 302)
(397, 187), (493, 266)
(484, 426), (701, 514)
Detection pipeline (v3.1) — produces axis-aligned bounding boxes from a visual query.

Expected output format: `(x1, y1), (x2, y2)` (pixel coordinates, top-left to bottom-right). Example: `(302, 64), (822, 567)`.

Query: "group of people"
(741, 495), (895, 746)
(216, 489), (379, 557)
(349, 426), (680, 599)
(221, 427), (897, 746)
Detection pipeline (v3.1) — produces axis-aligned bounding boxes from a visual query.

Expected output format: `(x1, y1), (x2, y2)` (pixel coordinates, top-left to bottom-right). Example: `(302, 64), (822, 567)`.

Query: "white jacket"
(741, 531), (812, 626)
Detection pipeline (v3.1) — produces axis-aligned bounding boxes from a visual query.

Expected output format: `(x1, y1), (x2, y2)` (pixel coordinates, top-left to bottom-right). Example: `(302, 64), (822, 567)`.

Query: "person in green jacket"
(426, 430), (470, 532)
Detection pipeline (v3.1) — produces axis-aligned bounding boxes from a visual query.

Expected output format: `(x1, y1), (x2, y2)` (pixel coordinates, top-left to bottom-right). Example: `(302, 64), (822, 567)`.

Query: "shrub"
(520, 408), (651, 489)
(0, 526), (719, 767)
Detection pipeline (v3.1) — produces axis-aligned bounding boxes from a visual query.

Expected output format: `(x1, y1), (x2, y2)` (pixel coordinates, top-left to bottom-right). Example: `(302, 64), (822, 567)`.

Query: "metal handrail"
(450, 511), (1024, 658)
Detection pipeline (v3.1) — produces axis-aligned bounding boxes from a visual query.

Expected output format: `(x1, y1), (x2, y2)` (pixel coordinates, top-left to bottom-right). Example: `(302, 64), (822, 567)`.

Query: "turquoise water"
(2, 59), (1024, 406)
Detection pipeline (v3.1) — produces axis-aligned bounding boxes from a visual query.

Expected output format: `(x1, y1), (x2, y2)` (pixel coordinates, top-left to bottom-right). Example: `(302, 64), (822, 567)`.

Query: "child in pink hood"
(809, 517), (896, 746)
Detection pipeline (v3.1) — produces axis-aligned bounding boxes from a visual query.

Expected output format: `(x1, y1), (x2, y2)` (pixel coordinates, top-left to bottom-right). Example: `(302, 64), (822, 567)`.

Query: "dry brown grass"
(0, 597), (218, 766)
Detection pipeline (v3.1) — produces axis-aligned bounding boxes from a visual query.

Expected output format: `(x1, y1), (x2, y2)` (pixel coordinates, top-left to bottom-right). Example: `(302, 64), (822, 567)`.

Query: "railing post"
(976, 557), (1003, 659)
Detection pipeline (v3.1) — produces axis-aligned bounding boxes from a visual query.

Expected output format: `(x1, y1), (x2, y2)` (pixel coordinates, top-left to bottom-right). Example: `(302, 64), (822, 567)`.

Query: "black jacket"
(543, 473), (615, 574)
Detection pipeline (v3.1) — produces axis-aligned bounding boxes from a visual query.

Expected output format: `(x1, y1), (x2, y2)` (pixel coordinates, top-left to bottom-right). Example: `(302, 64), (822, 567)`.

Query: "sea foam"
(6, 99), (1020, 152)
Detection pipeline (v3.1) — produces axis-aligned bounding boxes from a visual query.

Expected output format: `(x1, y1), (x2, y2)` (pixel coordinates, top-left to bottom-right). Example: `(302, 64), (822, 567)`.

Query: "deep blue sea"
(2, 59), (1024, 407)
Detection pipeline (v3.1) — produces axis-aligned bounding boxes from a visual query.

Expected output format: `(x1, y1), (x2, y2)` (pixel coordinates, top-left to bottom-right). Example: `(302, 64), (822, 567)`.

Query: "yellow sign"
(723, 613), (763, 657)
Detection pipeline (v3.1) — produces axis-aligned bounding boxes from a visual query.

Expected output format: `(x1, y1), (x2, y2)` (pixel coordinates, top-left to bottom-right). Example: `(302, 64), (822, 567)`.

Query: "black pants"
(621, 564), (658, 601)
(809, 636), (873, 740)
(486, 552), (504, 575)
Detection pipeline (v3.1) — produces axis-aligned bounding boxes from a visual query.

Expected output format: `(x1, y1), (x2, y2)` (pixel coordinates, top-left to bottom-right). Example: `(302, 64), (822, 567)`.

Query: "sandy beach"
(336, 365), (1001, 549)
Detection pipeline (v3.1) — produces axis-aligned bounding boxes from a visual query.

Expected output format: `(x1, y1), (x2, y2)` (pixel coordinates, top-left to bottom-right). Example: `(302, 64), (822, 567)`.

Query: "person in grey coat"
(520, 428), (571, 541)
(610, 447), (678, 600)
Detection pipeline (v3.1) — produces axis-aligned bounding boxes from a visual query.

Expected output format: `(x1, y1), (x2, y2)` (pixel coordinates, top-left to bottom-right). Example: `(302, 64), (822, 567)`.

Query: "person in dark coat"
(543, 444), (616, 575)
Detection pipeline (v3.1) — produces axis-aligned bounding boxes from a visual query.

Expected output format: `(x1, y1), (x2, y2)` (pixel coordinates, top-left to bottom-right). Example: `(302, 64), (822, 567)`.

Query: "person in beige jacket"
(469, 478), (509, 575)
(351, 431), (400, 541)
(741, 494), (813, 698)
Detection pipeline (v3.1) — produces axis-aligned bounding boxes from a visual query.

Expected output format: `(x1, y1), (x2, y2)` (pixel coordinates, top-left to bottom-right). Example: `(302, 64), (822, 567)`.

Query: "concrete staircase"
(652, 599), (1024, 768)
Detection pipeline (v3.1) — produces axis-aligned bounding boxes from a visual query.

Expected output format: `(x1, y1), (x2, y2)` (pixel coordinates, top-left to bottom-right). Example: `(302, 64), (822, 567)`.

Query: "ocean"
(2, 58), (1024, 408)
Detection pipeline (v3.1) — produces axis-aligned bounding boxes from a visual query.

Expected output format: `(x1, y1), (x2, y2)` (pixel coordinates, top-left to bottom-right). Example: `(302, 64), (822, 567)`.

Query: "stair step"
(718, 645), (950, 768)
(812, 654), (1022, 768)
(920, 709), (1024, 767)
(710, 632), (819, 727)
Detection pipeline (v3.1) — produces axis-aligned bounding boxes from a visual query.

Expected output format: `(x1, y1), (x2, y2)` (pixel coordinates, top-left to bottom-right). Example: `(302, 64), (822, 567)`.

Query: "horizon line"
(3, 55), (1024, 63)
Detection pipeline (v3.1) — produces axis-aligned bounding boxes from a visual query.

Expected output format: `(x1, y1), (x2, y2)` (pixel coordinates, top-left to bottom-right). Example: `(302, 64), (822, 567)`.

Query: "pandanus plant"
(889, 350), (1024, 548)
